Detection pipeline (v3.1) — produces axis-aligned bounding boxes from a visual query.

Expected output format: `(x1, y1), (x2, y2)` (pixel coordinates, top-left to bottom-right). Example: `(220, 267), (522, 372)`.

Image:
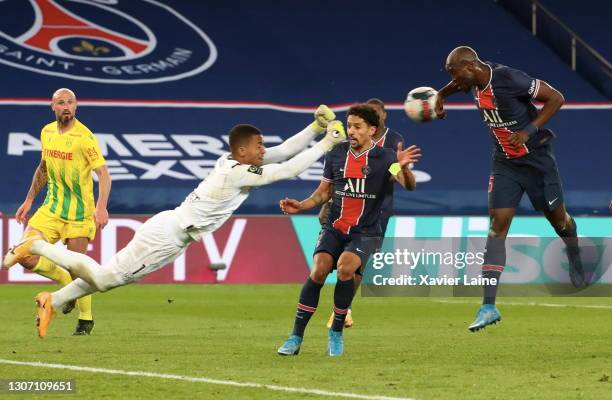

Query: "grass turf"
(1, 284), (611, 399)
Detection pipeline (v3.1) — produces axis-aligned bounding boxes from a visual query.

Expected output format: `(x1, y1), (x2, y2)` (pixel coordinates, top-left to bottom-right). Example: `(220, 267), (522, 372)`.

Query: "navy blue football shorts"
(313, 227), (383, 275)
(488, 143), (564, 211)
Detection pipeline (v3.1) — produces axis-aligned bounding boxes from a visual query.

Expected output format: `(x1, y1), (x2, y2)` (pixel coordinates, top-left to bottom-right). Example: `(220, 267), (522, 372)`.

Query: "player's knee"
(95, 282), (112, 293)
(309, 269), (327, 284)
(311, 253), (333, 283)
(310, 262), (331, 284)
(19, 255), (40, 270)
(91, 272), (120, 293)
(549, 214), (569, 232)
(336, 263), (358, 281)
(336, 253), (361, 280)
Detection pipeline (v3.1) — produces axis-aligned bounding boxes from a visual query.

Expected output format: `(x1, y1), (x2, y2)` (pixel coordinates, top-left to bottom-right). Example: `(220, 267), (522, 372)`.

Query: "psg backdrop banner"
(0, 1), (610, 216)
(1, 103), (610, 216)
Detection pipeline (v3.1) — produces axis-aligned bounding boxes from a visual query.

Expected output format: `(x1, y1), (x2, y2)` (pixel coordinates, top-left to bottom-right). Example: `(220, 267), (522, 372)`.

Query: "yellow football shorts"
(28, 208), (96, 244)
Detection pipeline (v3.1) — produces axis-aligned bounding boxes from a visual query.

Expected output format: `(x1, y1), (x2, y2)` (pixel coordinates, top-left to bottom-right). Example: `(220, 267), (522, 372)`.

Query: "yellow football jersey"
(39, 119), (106, 222)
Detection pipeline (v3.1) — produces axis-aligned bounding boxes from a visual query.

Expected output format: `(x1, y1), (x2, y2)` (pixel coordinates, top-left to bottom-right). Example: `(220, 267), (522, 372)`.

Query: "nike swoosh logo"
(548, 197), (559, 206)
(339, 168), (344, 172)
(355, 248), (365, 254)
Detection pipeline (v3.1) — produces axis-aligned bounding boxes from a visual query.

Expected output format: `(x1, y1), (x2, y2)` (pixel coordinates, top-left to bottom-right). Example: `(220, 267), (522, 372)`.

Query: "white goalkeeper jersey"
(174, 141), (325, 241)
(174, 153), (249, 240)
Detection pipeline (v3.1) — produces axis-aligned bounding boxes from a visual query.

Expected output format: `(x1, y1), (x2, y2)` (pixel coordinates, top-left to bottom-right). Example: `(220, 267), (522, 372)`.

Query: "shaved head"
(444, 46), (489, 91)
(51, 88), (77, 128)
(52, 88), (76, 101)
(446, 46), (480, 69)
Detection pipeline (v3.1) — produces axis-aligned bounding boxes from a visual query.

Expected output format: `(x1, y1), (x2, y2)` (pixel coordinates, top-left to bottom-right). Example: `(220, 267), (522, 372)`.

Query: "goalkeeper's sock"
(331, 277), (354, 332)
(482, 236), (506, 305)
(292, 277), (323, 338)
(31, 257), (72, 286)
(52, 279), (96, 311)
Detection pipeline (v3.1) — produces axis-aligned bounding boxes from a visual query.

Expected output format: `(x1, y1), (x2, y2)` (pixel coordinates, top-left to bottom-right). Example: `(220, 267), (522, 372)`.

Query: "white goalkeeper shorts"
(106, 210), (191, 285)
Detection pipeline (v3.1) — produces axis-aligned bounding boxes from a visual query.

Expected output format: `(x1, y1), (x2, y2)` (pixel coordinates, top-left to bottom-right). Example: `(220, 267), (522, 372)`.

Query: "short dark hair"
(229, 124), (262, 151)
(366, 98), (385, 111)
(347, 103), (379, 127)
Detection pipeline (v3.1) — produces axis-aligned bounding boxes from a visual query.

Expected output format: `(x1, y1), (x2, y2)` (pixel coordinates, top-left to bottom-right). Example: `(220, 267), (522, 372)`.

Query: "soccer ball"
(404, 87), (438, 123)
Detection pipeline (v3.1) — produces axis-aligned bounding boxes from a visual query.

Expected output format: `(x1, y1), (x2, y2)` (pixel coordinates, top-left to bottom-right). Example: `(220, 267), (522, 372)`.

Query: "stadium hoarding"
(361, 236), (612, 297)
(0, 215), (309, 284)
(1, 215), (610, 285)
(293, 216), (612, 286)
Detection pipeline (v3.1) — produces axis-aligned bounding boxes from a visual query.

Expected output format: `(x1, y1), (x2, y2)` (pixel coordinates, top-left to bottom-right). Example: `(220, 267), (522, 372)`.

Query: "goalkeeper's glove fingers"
(309, 104), (336, 133)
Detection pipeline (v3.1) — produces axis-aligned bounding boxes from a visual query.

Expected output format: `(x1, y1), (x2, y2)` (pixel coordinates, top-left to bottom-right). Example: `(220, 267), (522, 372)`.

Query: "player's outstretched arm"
(263, 105), (335, 164)
(435, 80), (462, 119)
(15, 160), (48, 224)
(93, 165), (111, 231)
(390, 143), (422, 191)
(280, 180), (332, 214)
(231, 121), (345, 188)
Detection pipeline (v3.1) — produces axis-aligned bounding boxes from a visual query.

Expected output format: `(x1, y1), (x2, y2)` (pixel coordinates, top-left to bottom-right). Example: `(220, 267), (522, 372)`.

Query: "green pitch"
(1, 284), (611, 399)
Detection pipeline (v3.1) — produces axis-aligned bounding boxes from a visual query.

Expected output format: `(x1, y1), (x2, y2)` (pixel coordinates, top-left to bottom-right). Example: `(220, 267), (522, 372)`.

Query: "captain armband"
(388, 162), (402, 176)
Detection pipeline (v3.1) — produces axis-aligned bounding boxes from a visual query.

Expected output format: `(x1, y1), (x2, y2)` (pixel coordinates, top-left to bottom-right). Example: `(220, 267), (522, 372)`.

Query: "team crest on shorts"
(0, 0), (217, 84)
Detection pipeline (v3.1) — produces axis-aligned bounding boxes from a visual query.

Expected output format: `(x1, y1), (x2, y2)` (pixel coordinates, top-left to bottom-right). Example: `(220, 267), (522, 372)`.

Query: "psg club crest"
(0, 0), (217, 84)
(361, 165), (371, 176)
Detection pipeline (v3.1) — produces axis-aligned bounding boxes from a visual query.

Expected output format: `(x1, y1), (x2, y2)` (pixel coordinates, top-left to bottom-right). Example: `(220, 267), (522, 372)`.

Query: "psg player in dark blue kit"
(435, 46), (584, 332)
(321, 98), (405, 329)
(277, 104), (421, 356)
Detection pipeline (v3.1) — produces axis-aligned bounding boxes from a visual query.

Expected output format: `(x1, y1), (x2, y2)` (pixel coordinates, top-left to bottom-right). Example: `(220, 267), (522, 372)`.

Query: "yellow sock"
(31, 257), (72, 286)
(77, 295), (93, 321)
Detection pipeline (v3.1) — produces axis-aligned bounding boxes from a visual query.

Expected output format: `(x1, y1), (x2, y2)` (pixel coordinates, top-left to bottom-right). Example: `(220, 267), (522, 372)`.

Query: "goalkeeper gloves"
(317, 120), (346, 151)
(309, 104), (336, 134)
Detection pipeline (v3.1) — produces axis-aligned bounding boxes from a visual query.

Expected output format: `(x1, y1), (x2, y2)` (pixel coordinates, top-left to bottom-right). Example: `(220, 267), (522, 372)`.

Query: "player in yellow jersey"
(2, 88), (111, 336)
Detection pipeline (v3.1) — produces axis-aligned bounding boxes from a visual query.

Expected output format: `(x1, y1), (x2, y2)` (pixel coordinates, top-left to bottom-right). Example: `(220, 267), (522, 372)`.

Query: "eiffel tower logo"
(17, 0), (148, 56)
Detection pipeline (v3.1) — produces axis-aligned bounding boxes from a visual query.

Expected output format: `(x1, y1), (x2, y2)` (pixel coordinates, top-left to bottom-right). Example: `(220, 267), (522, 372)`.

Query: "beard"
(58, 113), (74, 126)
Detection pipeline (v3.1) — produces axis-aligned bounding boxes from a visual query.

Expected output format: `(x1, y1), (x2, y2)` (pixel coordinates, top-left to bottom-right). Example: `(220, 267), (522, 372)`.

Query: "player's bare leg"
(542, 203), (584, 287)
(278, 253), (333, 356)
(469, 207), (514, 332)
(66, 237), (95, 335)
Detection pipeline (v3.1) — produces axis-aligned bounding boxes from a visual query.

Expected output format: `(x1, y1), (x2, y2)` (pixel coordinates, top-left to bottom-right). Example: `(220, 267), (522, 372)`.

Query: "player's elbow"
(406, 181), (417, 191)
(557, 92), (565, 107)
(552, 89), (565, 107)
(95, 165), (111, 180)
(550, 88), (565, 109)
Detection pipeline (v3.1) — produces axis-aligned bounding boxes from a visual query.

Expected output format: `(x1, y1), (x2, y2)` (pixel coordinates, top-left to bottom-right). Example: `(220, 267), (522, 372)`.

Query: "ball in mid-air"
(404, 87), (438, 123)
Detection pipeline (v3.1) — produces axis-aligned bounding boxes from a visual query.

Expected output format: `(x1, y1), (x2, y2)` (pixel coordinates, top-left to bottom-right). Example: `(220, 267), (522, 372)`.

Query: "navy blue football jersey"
(374, 128), (404, 233)
(321, 142), (397, 235)
(474, 62), (553, 160)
